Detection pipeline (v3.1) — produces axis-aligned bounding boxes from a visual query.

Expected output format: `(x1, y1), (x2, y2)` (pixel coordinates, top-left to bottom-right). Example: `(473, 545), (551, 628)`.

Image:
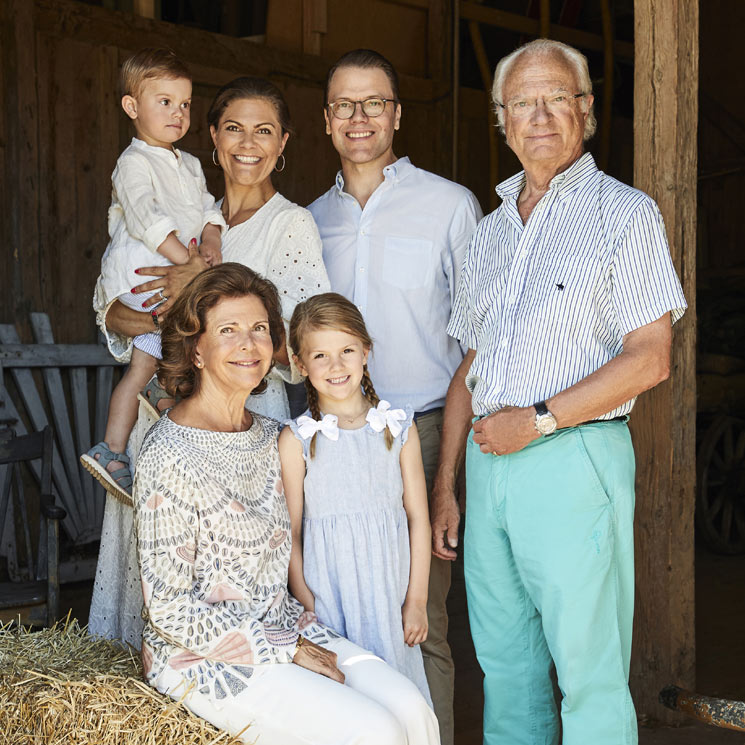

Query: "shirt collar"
(130, 136), (182, 163)
(495, 151), (598, 201)
(334, 156), (414, 195)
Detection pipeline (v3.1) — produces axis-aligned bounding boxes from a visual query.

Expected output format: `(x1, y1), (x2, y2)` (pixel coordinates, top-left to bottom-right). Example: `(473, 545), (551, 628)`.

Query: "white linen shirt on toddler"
(97, 137), (225, 321)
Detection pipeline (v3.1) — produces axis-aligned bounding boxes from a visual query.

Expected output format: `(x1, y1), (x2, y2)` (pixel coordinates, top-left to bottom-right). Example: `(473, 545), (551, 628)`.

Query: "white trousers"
(154, 636), (440, 745)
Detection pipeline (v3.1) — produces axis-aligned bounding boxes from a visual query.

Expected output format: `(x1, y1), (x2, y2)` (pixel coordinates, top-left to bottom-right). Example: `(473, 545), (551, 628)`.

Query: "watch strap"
(534, 401), (549, 416)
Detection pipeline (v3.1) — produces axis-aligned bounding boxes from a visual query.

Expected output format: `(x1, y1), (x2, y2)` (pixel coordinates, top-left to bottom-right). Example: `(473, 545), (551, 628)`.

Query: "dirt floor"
(60, 543), (745, 744)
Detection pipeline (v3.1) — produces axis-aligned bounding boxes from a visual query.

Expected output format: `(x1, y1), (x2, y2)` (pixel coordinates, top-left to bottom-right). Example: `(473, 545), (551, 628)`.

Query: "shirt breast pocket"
(382, 236), (434, 290)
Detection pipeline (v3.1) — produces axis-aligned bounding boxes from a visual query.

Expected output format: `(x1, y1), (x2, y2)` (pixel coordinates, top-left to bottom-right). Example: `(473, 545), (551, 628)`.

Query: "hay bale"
(0, 617), (242, 744)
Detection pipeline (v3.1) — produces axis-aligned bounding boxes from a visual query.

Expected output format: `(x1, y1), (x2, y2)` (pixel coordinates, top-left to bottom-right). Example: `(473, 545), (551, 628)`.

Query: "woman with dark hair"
(89, 77), (329, 646)
(135, 264), (439, 744)
(96, 75), (329, 422)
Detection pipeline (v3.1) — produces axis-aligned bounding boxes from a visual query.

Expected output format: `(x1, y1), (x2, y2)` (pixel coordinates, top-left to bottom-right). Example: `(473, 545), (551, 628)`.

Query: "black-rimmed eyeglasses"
(326, 98), (398, 120)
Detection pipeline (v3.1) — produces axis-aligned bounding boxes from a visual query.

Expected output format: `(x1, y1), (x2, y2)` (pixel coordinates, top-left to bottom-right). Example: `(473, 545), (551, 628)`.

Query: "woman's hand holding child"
(133, 239), (207, 315)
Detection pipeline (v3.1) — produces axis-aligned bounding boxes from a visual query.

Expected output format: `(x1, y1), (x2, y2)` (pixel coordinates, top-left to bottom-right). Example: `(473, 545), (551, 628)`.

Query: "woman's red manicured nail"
(141, 301), (147, 308)
(131, 287), (137, 294)
(134, 269), (140, 274)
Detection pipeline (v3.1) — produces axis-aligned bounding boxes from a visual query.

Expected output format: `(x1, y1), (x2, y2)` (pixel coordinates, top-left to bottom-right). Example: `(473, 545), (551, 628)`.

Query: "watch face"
(536, 414), (557, 435)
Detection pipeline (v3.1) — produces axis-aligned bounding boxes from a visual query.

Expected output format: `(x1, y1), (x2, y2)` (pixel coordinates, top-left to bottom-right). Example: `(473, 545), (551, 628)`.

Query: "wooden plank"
(34, 0), (330, 88)
(0, 345), (124, 368)
(427, 0), (452, 178)
(47, 37), (81, 340)
(12, 464), (35, 581)
(132, 0), (155, 18)
(0, 463), (18, 580)
(69, 367), (96, 528)
(630, 0), (698, 722)
(1, 0), (41, 336)
(0, 326), (85, 539)
(0, 601), (47, 626)
(30, 315), (88, 537)
(383, 0), (429, 8)
(459, 1), (634, 60)
(302, 0), (323, 55)
(94, 365), (114, 527)
(0, 1), (9, 329)
(539, 0), (550, 37)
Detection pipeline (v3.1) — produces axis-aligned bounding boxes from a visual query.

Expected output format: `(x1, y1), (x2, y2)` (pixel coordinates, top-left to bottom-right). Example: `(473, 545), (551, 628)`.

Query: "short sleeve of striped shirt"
(611, 198), (687, 336)
(447, 234), (479, 350)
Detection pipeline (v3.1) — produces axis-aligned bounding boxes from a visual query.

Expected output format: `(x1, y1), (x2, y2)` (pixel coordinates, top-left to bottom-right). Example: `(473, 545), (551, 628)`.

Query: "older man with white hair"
(430, 39), (686, 744)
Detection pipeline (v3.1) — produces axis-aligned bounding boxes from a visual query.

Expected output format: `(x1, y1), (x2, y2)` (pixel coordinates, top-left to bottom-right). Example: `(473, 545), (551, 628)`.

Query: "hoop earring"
(274, 153), (286, 173)
(212, 148), (221, 168)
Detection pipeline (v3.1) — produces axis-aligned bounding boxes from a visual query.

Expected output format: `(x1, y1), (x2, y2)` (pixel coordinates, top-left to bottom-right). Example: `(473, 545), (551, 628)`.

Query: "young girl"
(81, 48), (225, 502)
(278, 293), (433, 703)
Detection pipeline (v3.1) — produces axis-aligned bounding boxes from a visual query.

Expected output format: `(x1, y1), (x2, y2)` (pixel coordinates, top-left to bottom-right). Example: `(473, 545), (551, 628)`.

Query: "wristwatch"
(533, 401), (557, 436)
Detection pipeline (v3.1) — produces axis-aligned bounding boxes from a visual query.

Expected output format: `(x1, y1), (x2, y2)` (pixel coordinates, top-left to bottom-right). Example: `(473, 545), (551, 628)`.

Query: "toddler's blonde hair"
(120, 47), (191, 99)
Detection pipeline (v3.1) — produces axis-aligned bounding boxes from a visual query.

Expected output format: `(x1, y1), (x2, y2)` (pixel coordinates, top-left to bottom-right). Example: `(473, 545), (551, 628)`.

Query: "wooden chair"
(0, 425), (66, 626)
(0, 313), (124, 581)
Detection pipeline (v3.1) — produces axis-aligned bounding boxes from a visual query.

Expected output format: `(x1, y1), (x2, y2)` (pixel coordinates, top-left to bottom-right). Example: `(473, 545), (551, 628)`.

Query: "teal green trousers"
(464, 420), (638, 745)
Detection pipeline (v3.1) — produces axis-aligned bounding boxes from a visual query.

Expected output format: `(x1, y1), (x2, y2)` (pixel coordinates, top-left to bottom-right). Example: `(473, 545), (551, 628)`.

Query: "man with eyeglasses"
(432, 39), (687, 745)
(309, 48), (482, 745)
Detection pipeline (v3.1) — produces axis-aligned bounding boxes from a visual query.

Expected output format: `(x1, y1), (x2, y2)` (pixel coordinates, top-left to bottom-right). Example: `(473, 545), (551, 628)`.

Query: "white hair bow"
(365, 400), (407, 438)
(296, 414), (339, 441)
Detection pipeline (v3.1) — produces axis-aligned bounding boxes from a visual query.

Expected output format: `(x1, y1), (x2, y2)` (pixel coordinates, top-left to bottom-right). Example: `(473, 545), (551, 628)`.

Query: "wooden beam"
(427, 0), (452, 178)
(32, 0), (437, 103)
(539, 0), (550, 38)
(34, 0), (329, 87)
(459, 1), (634, 60)
(302, 0), (326, 56)
(382, 0), (430, 8)
(630, 0), (698, 723)
(132, 0), (155, 19)
(0, 0), (40, 337)
(0, 345), (124, 368)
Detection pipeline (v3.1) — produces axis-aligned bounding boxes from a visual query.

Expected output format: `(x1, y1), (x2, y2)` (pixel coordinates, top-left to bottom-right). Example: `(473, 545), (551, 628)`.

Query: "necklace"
(339, 405), (370, 425)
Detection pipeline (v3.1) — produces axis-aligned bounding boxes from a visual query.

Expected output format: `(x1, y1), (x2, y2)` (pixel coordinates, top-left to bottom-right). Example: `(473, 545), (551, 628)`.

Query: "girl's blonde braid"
(361, 366), (394, 450)
(305, 377), (322, 459)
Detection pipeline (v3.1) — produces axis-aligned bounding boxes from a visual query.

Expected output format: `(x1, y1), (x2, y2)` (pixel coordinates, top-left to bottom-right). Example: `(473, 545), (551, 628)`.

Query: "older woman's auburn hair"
(158, 263), (284, 399)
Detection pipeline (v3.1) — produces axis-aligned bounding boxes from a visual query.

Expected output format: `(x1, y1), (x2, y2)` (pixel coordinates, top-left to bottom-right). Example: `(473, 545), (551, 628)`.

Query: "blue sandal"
(137, 375), (175, 420)
(80, 442), (132, 506)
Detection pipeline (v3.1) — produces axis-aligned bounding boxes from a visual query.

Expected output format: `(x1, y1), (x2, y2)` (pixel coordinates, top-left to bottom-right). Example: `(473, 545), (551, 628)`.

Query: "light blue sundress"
(288, 405), (432, 704)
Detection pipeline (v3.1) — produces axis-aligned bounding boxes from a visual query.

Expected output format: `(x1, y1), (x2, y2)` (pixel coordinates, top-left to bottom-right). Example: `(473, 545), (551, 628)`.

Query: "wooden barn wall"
(630, 0), (698, 722)
(697, 0), (745, 308)
(0, 0), (452, 344)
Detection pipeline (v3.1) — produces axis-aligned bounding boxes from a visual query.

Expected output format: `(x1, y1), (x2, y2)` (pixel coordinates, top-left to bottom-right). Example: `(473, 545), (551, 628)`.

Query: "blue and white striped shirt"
(447, 153), (687, 418)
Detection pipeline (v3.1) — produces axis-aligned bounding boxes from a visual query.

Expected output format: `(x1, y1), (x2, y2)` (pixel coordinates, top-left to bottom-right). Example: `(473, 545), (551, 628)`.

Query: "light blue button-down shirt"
(309, 157), (482, 412)
(448, 153), (687, 417)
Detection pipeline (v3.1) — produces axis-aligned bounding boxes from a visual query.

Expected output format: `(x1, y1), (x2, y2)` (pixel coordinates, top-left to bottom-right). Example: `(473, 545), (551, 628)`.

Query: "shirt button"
(360, 229), (366, 235)
(359, 267), (365, 272)
(501, 337), (509, 348)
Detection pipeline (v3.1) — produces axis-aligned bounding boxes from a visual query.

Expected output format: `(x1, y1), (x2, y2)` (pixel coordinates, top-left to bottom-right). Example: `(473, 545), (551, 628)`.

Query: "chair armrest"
(40, 494), (66, 521)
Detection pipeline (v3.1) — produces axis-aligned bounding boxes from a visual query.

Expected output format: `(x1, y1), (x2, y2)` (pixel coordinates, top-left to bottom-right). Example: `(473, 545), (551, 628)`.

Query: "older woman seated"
(133, 263), (439, 744)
